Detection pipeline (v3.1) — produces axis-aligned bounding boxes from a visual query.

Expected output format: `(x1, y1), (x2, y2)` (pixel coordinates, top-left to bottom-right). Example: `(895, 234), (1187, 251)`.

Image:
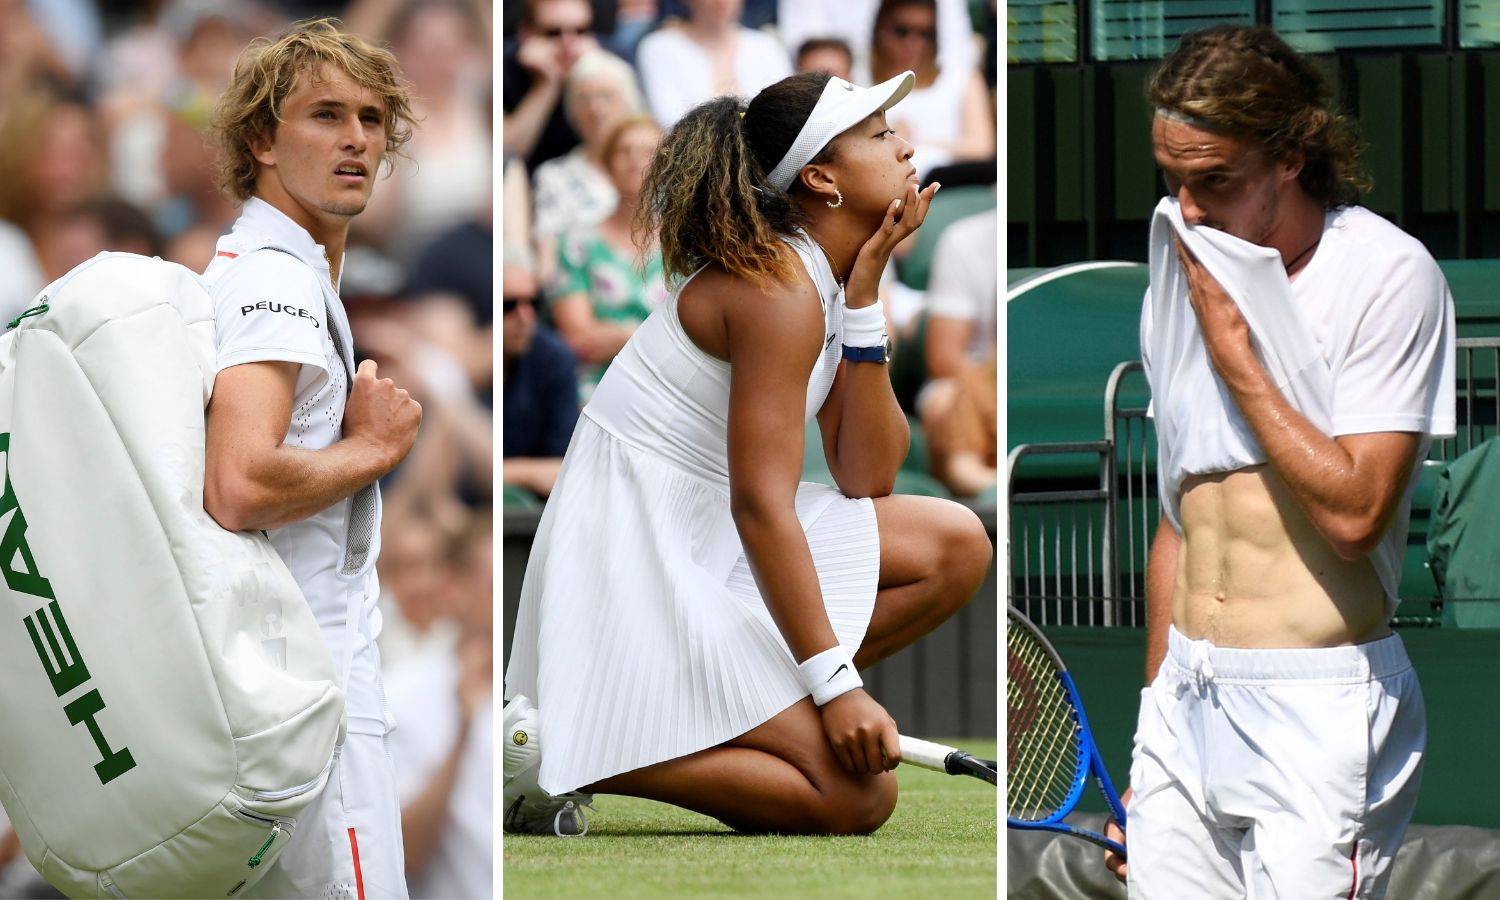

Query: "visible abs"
(1174, 466), (1388, 648)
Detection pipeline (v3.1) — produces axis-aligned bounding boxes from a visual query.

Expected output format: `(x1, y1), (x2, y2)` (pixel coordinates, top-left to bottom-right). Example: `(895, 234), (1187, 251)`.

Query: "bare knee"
(813, 774), (898, 835)
(935, 502), (993, 604)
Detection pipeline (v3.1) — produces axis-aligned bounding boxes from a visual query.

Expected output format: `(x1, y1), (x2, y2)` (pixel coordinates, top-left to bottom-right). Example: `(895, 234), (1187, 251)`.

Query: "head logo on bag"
(4, 434), (138, 786)
(0, 253), (344, 898)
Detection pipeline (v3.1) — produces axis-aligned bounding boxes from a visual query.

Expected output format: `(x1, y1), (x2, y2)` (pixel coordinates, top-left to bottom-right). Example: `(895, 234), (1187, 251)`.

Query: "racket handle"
(897, 735), (955, 772)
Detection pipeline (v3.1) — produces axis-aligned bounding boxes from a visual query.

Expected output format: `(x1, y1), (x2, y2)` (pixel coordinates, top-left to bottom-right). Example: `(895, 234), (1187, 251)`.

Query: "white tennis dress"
(505, 230), (881, 796)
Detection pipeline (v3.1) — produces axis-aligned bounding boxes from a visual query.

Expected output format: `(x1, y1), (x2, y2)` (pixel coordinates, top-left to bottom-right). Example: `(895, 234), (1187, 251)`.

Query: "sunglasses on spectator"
(503, 295), (538, 315)
(886, 24), (937, 41)
(540, 25), (593, 38)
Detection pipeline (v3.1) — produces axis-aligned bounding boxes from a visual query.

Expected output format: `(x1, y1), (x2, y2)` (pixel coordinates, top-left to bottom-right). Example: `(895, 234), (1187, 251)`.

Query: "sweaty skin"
(1174, 466), (1389, 649)
(1150, 113), (1413, 654)
(1106, 104), (1426, 888)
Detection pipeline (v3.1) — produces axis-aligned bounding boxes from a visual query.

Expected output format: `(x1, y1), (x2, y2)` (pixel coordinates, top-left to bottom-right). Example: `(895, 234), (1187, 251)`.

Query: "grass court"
(505, 739), (997, 898)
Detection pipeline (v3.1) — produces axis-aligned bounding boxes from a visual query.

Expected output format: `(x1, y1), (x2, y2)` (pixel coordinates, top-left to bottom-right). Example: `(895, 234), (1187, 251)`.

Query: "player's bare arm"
(813, 182), (938, 498)
(721, 269), (901, 777)
(205, 358), (421, 532)
(1174, 239), (1421, 559)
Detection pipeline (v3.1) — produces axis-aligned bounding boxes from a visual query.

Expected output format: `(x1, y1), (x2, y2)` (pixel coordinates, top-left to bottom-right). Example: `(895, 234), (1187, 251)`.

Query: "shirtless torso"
(1173, 467), (1390, 649)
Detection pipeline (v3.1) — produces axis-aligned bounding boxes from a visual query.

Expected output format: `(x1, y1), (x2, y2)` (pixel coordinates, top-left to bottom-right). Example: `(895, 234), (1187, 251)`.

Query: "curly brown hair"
(1148, 25), (1370, 208)
(211, 18), (416, 203)
(637, 73), (834, 287)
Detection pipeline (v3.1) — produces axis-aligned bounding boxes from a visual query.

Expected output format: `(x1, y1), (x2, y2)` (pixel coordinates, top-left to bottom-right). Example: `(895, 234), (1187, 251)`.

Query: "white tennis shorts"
(1127, 626), (1425, 900)
(245, 731), (409, 899)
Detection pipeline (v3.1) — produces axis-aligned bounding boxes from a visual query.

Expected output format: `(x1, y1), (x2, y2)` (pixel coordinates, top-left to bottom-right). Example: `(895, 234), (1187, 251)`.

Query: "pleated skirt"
(504, 414), (881, 795)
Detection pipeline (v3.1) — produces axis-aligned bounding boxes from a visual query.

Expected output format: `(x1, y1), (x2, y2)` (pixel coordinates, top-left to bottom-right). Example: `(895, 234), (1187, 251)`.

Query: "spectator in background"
(376, 524), (456, 669)
(550, 116), (667, 396)
(33, 198), (163, 284)
(0, 91), (107, 237)
(635, 0), (791, 127)
(0, 218), (43, 329)
(777, 0), (977, 85)
(658, 0), (777, 28)
(359, 0), (491, 258)
(361, 291), (495, 538)
(871, 0), (992, 178)
(407, 200), (496, 333)
(98, 2), (264, 263)
(387, 515), (492, 900)
(610, 0), (660, 60)
(0, 90), (109, 292)
(532, 49), (645, 244)
(503, 264), (579, 499)
(503, 0), (598, 168)
(795, 37), (854, 80)
(919, 206), (997, 496)
(501, 152), (536, 274)
(0, 0), (70, 106)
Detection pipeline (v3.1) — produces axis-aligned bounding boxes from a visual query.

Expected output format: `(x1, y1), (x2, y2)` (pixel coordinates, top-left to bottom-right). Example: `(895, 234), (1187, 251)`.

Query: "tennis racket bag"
(0, 253), (344, 898)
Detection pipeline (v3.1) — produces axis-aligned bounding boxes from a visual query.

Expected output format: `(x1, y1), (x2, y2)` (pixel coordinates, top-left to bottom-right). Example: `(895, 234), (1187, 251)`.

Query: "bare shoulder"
(680, 259), (823, 362)
(719, 267), (823, 356)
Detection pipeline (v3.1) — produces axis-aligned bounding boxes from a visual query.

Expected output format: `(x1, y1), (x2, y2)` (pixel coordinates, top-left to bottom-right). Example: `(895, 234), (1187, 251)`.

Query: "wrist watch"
(842, 334), (893, 364)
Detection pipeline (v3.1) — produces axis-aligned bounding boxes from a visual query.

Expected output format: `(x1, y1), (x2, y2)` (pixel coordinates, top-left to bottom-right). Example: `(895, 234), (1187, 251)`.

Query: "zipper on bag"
(233, 809), (294, 871)
(249, 743), (338, 802)
(247, 822), (280, 869)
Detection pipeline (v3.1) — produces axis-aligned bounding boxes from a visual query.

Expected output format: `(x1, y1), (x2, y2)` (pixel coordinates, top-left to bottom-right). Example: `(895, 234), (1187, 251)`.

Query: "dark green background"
(1010, 54), (1500, 267)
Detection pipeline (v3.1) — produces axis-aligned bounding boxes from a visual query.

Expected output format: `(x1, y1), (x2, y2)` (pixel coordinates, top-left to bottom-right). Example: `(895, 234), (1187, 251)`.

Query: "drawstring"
(1185, 638), (1217, 698)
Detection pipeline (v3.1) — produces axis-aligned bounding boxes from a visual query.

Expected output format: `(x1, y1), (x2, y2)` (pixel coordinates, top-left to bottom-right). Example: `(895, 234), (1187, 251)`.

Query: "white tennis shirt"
(203, 198), (389, 735)
(1142, 204), (1456, 610)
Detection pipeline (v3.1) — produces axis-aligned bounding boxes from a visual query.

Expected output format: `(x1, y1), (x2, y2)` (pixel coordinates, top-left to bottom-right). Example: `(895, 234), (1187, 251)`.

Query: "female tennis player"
(503, 69), (992, 837)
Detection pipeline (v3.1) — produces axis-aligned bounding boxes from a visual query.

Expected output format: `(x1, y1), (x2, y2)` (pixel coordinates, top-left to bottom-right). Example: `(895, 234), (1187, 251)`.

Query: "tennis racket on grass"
(1006, 604), (1128, 857)
(898, 736), (997, 785)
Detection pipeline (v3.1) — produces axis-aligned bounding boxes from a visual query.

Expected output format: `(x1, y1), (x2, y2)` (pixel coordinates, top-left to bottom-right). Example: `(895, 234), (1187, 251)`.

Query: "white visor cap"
(764, 70), (916, 192)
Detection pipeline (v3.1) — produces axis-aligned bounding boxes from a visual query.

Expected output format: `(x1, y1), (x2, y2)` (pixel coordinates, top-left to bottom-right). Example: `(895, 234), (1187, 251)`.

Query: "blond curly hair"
(211, 18), (416, 202)
(1149, 25), (1371, 208)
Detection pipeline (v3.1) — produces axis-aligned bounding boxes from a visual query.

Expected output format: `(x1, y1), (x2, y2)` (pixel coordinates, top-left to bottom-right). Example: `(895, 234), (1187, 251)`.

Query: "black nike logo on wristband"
(826, 663), (849, 683)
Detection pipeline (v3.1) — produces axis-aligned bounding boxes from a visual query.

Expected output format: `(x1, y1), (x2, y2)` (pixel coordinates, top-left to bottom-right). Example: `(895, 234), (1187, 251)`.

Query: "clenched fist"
(344, 359), (421, 471)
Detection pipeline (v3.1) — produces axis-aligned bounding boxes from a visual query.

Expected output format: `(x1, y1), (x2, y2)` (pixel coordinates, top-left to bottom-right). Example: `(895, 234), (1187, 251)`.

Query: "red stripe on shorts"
(216, 250), (238, 259)
(347, 827), (365, 900)
(1346, 839), (1360, 899)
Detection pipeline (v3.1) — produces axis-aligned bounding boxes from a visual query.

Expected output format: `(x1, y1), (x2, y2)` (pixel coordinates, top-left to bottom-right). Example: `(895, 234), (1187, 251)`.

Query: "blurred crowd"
(0, 1), (493, 897)
(502, 0), (999, 503)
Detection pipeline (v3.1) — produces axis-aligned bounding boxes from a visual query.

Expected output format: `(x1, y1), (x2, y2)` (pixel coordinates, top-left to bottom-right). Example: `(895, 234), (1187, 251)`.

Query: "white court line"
(1006, 261), (1143, 303)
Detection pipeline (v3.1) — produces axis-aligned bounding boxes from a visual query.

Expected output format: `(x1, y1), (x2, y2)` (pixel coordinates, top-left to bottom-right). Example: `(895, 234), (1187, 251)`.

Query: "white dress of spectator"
(777, 0), (977, 85)
(923, 207), (998, 361)
(533, 149), (614, 240)
(636, 19), (792, 127)
(0, 221), (44, 327)
(532, 50), (647, 240)
(386, 641), (492, 899)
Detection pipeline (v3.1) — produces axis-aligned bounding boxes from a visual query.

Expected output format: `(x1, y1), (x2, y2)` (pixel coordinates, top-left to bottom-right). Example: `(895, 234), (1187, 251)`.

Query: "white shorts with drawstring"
(1126, 626), (1425, 900)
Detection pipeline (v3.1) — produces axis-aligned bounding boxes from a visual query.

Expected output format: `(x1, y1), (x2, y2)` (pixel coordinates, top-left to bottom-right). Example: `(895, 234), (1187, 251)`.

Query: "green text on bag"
(3, 433), (137, 785)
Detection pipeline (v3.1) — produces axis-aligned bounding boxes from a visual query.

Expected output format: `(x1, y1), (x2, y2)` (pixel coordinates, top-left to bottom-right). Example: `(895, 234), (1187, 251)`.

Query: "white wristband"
(841, 300), (885, 348)
(797, 646), (863, 706)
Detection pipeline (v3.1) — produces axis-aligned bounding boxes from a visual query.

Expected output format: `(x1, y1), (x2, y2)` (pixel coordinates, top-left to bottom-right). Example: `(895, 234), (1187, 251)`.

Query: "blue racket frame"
(1007, 668), (1130, 858)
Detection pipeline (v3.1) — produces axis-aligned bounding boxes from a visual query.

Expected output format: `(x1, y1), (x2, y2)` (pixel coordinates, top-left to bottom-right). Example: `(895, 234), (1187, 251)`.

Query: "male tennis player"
(202, 20), (420, 898)
(1104, 26), (1455, 898)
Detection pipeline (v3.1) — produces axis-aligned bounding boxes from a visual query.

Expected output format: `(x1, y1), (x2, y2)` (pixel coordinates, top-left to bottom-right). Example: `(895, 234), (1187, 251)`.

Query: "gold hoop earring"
(827, 188), (843, 209)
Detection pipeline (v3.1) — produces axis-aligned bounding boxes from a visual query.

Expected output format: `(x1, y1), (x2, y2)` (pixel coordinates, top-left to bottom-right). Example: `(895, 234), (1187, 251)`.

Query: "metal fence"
(1009, 337), (1500, 626)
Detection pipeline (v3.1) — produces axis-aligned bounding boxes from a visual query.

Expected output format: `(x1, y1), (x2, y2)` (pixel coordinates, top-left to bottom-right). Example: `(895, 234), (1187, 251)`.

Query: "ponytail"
(636, 73), (833, 287)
